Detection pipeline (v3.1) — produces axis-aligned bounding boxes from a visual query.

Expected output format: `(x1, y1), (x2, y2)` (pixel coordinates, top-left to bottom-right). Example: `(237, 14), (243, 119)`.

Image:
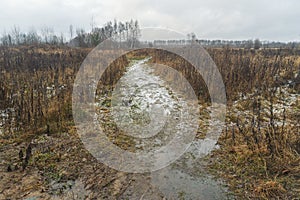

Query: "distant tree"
(125, 21), (130, 42)
(191, 32), (197, 43)
(90, 16), (96, 32)
(8, 34), (12, 46)
(254, 38), (261, 50)
(27, 28), (40, 44)
(76, 28), (86, 47)
(90, 28), (101, 46)
(41, 27), (54, 44)
(106, 21), (114, 38)
(11, 25), (21, 45)
(187, 32), (196, 44)
(118, 21), (125, 42)
(127, 19), (140, 48)
(50, 35), (59, 45)
(288, 42), (296, 49)
(58, 33), (65, 45)
(245, 39), (254, 49)
(113, 19), (118, 36)
(69, 25), (73, 39)
(1, 32), (10, 46)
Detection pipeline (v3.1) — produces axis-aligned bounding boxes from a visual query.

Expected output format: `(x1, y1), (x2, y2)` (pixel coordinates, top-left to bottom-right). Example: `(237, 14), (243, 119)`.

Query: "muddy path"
(95, 58), (232, 199)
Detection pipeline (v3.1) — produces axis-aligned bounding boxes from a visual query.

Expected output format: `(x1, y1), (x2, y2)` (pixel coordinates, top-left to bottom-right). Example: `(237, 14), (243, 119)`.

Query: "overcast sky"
(1, 0), (300, 41)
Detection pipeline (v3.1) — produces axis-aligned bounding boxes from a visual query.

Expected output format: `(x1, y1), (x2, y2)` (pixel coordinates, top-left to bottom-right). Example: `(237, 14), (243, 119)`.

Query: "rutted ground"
(96, 58), (232, 199)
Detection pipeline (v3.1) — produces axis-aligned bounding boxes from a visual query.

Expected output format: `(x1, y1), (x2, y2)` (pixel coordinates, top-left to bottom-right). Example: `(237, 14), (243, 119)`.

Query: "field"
(0, 45), (299, 199)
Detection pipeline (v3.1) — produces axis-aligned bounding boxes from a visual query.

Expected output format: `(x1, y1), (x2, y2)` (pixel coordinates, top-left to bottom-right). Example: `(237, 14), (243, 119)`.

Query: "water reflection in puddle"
(151, 140), (231, 200)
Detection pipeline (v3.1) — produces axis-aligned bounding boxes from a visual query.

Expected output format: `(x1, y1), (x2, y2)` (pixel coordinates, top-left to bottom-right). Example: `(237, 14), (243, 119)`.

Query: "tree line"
(150, 38), (300, 49)
(1, 26), (65, 46)
(2, 22), (299, 49)
(70, 19), (140, 48)
(0, 19), (141, 48)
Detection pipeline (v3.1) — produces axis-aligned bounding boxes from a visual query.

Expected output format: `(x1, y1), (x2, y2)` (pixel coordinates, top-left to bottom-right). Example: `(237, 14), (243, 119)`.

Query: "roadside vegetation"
(0, 44), (299, 199)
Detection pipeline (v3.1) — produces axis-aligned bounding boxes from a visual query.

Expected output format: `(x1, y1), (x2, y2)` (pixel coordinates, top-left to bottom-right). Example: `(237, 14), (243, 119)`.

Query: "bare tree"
(11, 25), (21, 45)
(69, 24), (73, 39)
(254, 38), (261, 50)
(41, 26), (54, 44)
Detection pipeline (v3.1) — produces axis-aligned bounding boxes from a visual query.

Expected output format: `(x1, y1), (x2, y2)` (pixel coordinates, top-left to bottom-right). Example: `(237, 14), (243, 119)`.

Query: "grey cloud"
(0, 0), (299, 41)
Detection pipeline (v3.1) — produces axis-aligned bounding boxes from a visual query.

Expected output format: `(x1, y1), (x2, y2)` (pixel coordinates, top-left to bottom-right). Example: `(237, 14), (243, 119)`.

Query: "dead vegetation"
(0, 45), (299, 199)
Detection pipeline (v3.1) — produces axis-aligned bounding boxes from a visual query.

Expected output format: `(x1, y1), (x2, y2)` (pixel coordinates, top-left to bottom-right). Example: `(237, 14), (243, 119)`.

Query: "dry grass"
(1, 46), (299, 198)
